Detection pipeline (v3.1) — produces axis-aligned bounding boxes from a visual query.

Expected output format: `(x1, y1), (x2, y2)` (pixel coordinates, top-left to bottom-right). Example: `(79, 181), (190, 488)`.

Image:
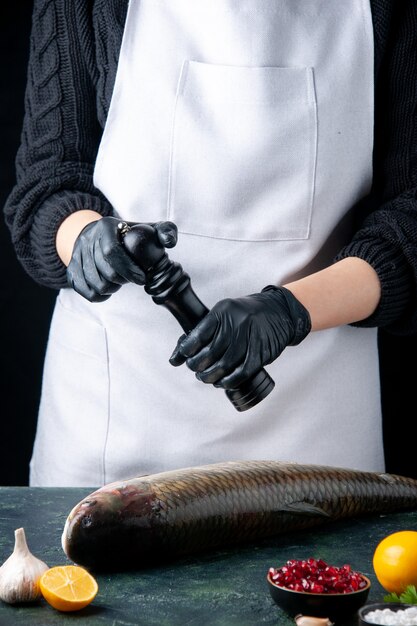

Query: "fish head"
(61, 481), (157, 571)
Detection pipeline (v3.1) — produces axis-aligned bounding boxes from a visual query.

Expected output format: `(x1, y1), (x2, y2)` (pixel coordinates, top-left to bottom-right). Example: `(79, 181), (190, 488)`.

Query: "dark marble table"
(0, 487), (415, 625)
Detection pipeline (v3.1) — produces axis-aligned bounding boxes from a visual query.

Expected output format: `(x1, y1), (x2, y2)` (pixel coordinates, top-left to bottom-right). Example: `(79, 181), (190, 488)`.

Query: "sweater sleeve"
(335, 0), (417, 335)
(2, 0), (115, 290)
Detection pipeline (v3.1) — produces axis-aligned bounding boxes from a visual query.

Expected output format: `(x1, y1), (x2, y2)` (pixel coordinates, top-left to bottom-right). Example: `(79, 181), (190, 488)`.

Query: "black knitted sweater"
(3, 0), (417, 334)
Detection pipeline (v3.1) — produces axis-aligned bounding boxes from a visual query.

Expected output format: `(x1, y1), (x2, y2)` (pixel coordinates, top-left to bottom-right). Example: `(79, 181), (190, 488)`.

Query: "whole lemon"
(373, 530), (417, 594)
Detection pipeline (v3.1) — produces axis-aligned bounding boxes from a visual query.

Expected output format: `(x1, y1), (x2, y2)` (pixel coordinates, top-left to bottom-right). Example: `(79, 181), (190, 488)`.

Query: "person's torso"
(31, 0), (384, 487)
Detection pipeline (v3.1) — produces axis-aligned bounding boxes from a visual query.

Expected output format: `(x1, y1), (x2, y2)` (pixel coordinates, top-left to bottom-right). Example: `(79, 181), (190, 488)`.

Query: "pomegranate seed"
(268, 558), (367, 594)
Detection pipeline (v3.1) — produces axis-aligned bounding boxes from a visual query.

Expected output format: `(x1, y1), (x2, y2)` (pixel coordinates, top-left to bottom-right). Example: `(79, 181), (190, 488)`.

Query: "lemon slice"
(39, 565), (98, 612)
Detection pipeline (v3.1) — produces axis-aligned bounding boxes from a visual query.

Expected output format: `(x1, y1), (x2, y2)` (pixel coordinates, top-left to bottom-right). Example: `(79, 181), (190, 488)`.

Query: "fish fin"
(278, 501), (331, 517)
(378, 473), (397, 484)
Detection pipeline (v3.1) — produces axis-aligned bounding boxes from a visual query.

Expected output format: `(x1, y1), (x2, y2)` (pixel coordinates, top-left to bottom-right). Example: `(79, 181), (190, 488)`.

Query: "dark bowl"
(267, 571), (371, 620)
(358, 602), (417, 624)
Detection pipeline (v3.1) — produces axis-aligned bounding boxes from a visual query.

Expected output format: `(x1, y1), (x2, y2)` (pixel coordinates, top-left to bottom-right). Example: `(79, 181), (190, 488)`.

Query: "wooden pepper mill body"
(118, 222), (275, 411)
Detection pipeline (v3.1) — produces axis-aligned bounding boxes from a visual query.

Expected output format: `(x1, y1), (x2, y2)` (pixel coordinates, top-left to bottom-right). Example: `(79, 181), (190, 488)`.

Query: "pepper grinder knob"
(118, 222), (275, 411)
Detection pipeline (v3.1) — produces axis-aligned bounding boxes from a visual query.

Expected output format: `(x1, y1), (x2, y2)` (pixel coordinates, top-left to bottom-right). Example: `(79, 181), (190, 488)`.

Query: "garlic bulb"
(0, 527), (49, 603)
(295, 616), (334, 626)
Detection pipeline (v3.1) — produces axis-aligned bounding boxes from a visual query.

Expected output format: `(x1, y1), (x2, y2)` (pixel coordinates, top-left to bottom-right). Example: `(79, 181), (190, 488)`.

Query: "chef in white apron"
(30, 0), (384, 487)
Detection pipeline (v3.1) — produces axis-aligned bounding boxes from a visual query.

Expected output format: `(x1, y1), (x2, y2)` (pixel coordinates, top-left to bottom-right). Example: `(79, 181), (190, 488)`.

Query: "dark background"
(0, 1), (415, 486)
(1, 1), (56, 486)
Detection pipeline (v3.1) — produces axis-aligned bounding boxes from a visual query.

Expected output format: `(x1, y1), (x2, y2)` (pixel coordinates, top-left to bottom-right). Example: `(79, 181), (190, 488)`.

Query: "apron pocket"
(168, 61), (317, 241)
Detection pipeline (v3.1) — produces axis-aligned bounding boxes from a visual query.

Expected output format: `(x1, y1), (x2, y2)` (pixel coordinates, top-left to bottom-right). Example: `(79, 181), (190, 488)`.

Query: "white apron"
(30, 0), (384, 487)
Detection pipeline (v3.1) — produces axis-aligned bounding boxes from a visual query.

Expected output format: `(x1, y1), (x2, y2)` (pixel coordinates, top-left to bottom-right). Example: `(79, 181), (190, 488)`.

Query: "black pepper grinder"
(118, 222), (275, 411)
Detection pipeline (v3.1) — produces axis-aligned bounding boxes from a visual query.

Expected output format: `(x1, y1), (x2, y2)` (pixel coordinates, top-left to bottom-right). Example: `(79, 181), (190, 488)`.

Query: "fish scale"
(61, 460), (417, 571)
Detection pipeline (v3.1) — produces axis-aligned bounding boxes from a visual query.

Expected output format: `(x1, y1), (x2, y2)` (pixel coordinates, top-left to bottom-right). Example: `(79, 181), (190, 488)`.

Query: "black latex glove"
(67, 216), (177, 302)
(169, 285), (311, 389)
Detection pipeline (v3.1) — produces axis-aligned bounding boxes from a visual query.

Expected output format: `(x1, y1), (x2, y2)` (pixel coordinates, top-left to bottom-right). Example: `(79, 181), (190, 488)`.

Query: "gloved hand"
(169, 285), (311, 389)
(67, 216), (177, 302)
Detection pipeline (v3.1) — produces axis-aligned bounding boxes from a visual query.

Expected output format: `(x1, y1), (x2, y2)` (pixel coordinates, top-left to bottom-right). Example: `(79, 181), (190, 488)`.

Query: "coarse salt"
(364, 606), (417, 625)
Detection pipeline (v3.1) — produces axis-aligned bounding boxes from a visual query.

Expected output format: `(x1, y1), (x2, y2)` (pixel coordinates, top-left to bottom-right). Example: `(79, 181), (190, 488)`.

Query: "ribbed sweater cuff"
(31, 190), (113, 289)
(334, 239), (410, 330)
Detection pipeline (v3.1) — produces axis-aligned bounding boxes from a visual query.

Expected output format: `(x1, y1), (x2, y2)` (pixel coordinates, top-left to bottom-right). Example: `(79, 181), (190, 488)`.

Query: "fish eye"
(82, 515), (93, 528)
